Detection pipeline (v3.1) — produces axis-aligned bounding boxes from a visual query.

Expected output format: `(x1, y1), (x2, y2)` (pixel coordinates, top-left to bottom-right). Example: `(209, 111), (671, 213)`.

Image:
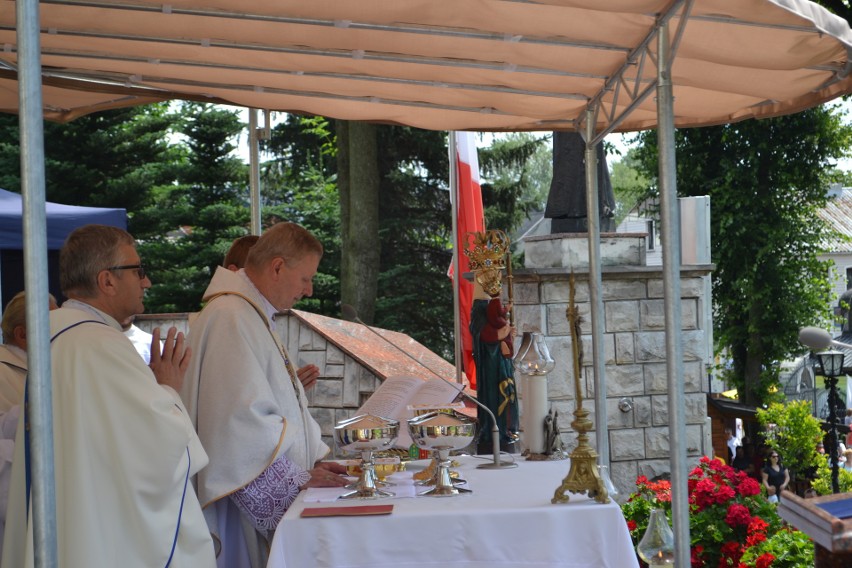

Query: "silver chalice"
(333, 414), (399, 499)
(407, 411), (476, 497)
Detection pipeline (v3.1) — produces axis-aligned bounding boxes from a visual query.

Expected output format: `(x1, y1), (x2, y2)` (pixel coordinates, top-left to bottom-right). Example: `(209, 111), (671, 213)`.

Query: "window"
(646, 220), (656, 251)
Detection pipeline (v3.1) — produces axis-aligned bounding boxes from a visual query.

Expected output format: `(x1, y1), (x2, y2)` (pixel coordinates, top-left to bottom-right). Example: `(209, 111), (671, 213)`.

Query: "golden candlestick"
(552, 271), (609, 504)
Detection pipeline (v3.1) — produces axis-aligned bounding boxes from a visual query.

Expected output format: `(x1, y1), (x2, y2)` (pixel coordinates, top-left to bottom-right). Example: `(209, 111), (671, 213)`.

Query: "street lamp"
(815, 350), (845, 494)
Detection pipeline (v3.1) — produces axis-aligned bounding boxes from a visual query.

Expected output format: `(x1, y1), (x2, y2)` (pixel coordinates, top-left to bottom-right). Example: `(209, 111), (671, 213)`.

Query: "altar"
(269, 455), (639, 568)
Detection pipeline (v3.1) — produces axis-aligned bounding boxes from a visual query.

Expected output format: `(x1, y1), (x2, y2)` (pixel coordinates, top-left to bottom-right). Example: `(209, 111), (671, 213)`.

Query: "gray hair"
(246, 222), (322, 270)
(60, 224), (135, 298)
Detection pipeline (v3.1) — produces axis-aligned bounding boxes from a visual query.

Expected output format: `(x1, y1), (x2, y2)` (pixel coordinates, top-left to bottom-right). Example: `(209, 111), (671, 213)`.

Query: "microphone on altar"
(341, 303), (516, 470)
(798, 326), (852, 351)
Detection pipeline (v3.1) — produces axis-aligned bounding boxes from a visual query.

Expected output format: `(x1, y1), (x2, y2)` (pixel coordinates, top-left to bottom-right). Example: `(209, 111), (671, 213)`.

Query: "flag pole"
(449, 132), (463, 384)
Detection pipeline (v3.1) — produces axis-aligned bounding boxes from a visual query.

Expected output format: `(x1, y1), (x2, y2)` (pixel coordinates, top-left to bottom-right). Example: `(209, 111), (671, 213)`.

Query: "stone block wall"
(512, 265), (712, 497)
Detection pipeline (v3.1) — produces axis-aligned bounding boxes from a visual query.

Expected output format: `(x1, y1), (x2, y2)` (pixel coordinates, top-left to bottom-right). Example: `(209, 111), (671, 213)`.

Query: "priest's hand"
(297, 364), (320, 391)
(314, 461), (348, 475)
(150, 326), (191, 391)
(301, 467), (349, 489)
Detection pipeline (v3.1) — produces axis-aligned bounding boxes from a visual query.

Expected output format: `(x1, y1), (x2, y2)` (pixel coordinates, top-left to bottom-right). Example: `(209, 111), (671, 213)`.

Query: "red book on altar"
(300, 505), (393, 518)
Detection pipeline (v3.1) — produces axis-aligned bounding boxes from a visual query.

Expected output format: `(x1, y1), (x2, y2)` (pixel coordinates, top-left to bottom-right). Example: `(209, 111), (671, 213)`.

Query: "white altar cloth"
(268, 455), (639, 568)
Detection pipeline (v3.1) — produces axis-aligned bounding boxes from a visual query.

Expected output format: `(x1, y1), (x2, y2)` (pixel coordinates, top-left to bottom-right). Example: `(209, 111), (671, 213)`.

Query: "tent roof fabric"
(0, 188), (127, 249)
(1, 0), (852, 132)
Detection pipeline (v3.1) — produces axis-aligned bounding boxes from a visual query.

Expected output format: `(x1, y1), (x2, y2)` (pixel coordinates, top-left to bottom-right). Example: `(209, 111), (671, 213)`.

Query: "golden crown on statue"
(463, 229), (510, 272)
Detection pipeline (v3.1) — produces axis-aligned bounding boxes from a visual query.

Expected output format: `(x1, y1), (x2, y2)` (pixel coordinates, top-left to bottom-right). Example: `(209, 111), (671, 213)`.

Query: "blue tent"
(0, 188), (127, 307)
(0, 187), (126, 249)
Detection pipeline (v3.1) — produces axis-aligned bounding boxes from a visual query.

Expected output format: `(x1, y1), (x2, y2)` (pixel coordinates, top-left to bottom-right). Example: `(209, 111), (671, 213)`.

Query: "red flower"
(627, 520), (637, 532)
(725, 504), (752, 527)
(714, 484), (736, 504)
(691, 544), (705, 567)
(755, 553), (775, 568)
(736, 477), (761, 497)
(746, 532), (767, 548)
(747, 517), (769, 535)
(719, 541), (743, 566)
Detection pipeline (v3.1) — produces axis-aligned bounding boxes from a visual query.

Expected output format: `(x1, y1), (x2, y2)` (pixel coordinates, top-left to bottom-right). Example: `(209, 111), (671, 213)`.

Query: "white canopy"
(1, 0), (851, 134)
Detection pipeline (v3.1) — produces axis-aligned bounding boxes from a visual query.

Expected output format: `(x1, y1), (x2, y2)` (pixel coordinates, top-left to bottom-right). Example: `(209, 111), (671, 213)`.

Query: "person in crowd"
(846, 409), (852, 447)
(223, 234), (259, 271)
(762, 450), (790, 504)
(843, 448), (852, 472)
(122, 315), (155, 364)
(180, 222), (347, 568)
(0, 291), (57, 560)
(732, 445), (752, 475)
(2, 224), (215, 568)
(725, 427), (739, 462)
(752, 442), (769, 481)
(0, 291), (58, 410)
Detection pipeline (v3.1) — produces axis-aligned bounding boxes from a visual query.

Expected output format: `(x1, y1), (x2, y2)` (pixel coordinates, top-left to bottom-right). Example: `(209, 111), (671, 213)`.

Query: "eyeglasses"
(107, 264), (147, 280)
(770, 455), (779, 458)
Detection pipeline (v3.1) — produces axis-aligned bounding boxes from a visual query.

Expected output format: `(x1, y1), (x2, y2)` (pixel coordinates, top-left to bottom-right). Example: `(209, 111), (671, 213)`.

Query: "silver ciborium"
(334, 414), (399, 499)
(408, 411), (476, 497)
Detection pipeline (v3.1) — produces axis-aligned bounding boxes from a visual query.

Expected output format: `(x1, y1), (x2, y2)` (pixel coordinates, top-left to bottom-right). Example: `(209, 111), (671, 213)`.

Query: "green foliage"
(609, 145), (650, 225)
(374, 126), (455, 356)
(809, 455), (852, 495)
(738, 527), (814, 568)
(0, 104), (177, 219)
(756, 401), (824, 480)
(633, 106), (852, 404)
(477, 132), (551, 221)
(137, 103), (249, 313)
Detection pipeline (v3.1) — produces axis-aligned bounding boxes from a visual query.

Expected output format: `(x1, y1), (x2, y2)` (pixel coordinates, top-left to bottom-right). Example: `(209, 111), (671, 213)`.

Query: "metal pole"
(448, 133), (463, 384)
(583, 110), (609, 465)
(248, 109), (262, 235)
(827, 375), (841, 493)
(657, 23), (690, 567)
(17, 0), (58, 566)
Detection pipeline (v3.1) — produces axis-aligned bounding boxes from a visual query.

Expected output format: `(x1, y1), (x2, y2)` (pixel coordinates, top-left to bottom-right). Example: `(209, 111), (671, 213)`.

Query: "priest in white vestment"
(0, 291), (57, 560)
(2, 225), (215, 568)
(181, 222), (347, 568)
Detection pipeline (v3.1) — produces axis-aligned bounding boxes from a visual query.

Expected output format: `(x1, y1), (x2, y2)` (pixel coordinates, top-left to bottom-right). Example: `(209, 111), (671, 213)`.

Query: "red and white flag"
(449, 132), (484, 389)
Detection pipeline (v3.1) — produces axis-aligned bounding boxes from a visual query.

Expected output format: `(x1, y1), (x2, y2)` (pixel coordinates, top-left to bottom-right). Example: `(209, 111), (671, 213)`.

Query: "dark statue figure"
(470, 292), (519, 453)
(545, 131), (616, 234)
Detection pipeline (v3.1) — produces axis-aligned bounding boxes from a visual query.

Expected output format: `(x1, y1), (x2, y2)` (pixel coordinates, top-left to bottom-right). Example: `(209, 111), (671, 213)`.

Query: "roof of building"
(288, 309), (466, 390)
(818, 187), (852, 253)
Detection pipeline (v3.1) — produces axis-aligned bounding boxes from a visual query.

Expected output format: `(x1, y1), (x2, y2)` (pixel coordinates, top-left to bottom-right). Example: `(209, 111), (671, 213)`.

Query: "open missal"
(356, 375), (466, 448)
